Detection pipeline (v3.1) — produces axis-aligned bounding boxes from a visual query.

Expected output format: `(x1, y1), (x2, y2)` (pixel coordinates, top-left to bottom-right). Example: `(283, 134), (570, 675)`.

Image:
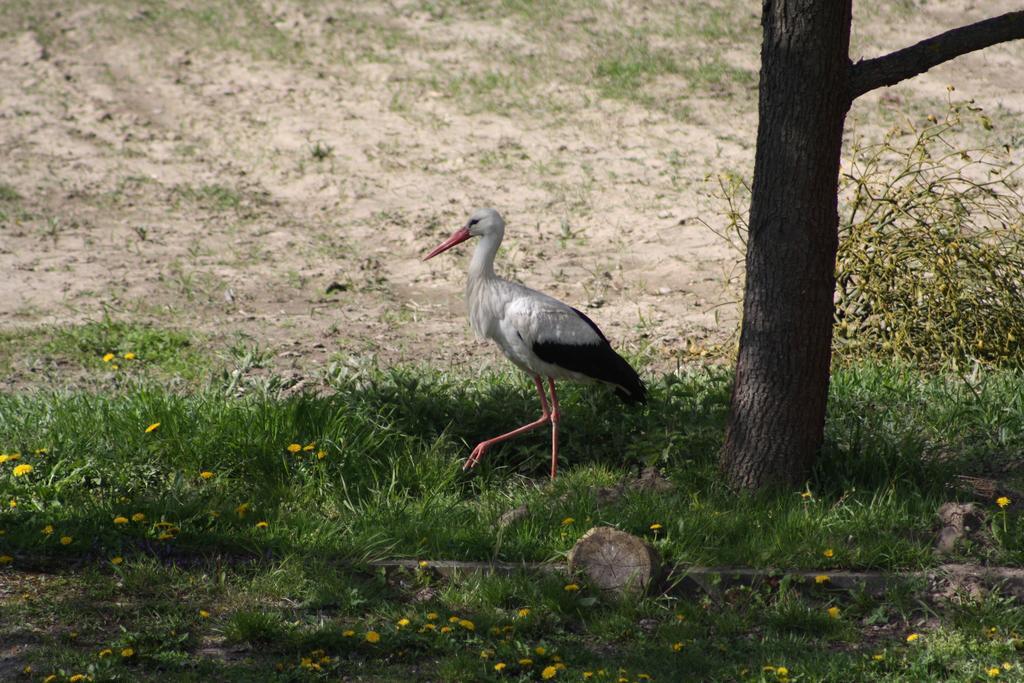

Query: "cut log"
(567, 526), (661, 598)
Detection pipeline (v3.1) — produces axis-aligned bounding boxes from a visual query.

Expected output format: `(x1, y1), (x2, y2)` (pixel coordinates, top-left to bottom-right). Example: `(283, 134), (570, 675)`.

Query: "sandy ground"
(1, 0), (1022, 386)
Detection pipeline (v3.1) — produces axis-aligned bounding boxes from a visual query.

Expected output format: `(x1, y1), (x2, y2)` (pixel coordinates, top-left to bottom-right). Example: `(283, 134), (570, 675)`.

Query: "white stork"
(424, 208), (646, 479)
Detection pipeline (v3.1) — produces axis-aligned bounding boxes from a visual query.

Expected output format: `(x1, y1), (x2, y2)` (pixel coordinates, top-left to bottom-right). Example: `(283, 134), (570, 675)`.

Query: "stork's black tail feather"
(531, 306), (646, 406)
(610, 352), (646, 405)
(532, 338), (646, 406)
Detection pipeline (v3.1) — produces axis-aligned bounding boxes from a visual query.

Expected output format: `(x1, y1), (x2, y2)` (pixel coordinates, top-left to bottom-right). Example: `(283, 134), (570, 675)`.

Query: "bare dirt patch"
(1, 1), (1022, 387)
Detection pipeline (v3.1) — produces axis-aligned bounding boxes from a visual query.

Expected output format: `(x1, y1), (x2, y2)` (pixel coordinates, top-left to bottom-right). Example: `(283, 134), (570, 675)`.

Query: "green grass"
(173, 183), (245, 212)
(3, 362), (1024, 679)
(0, 320), (212, 388)
(5, 362), (1024, 570)
(0, 182), (21, 202)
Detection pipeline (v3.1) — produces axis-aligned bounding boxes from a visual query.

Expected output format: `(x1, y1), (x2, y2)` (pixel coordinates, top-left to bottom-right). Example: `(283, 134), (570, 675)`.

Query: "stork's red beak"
(424, 226), (471, 260)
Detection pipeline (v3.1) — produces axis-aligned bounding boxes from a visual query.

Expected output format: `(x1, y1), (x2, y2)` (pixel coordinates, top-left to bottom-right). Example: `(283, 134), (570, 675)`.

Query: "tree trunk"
(720, 0), (853, 490)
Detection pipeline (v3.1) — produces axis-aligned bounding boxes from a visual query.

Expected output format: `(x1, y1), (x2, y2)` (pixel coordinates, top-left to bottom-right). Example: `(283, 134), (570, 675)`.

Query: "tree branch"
(850, 11), (1024, 100)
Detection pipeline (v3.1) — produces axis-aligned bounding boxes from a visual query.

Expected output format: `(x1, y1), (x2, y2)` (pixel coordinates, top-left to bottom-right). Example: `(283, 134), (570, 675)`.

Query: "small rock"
(412, 586), (439, 603)
(498, 504), (529, 529)
(629, 467), (674, 494)
(935, 502), (987, 556)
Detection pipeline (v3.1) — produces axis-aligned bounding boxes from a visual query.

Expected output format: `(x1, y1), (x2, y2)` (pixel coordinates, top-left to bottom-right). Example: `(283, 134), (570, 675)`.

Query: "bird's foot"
(463, 443), (490, 470)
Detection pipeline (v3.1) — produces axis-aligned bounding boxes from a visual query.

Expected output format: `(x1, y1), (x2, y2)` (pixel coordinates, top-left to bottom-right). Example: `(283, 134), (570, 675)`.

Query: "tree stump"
(567, 527), (661, 598)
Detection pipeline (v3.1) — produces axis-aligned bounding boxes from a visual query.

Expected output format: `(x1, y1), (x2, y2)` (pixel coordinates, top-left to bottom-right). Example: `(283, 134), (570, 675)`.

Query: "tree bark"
(720, 3), (1024, 491)
(720, 0), (853, 490)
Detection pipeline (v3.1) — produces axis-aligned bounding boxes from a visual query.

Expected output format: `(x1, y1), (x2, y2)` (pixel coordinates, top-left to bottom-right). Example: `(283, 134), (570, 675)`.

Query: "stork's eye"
(468, 218), (480, 226)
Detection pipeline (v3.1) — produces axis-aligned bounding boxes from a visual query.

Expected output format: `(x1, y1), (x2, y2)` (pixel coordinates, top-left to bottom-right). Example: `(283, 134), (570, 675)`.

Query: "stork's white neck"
(468, 230), (502, 281)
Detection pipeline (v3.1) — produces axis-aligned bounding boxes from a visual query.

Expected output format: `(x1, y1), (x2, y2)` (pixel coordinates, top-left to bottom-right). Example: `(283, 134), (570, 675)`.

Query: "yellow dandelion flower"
(827, 606), (840, 619)
(649, 523), (663, 531)
(9, 499), (16, 508)
(70, 675), (87, 683)
(0, 555), (13, 565)
(988, 668), (1001, 678)
(814, 574), (829, 584)
(60, 536), (72, 545)
(199, 609), (210, 618)
(480, 649), (494, 659)
(103, 353), (115, 362)
(675, 612), (686, 621)
(518, 608), (530, 617)
(426, 612), (438, 620)
(561, 517), (574, 526)
(1004, 663), (1013, 671)
(365, 630), (380, 643)
(121, 647), (134, 657)
(287, 443), (302, 453)
(397, 618), (410, 627)
(131, 512), (145, 522)
(906, 633), (920, 642)
(440, 626), (452, 633)
(235, 502), (250, 518)
(541, 665), (558, 679)
(124, 352), (136, 360)
(145, 422), (160, 433)
(99, 648), (112, 657)
(494, 662), (506, 672)
(303, 443), (315, 451)
(421, 623), (436, 631)
(563, 583), (580, 592)
(22, 666), (31, 674)
(44, 676), (58, 683)
(672, 642), (683, 652)
(0, 455), (7, 463)
(418, 560), (429, 568)
(255, 521), (269, 529)
(12, 464), (33, 477)
(776, 667), (789, 676)
(519, 658), (533, 666)
(43, 525), (54, 535)
(111, 556), (124, 565)
(823, 548), (834, 558)
(448, 615), (460, 623)
(316, 450), (327, 459)
(458, 619), (474, 631)
(200, 471), (215, 479)
(584, 673), (594, 680)
(114, 516), (129, 525)
(535, 646), (546, 656)
(801, 491), (812, 499)
(872, 653), (885, 661)
(997, 496), (1011, 508)
(342, 629), (355, 637)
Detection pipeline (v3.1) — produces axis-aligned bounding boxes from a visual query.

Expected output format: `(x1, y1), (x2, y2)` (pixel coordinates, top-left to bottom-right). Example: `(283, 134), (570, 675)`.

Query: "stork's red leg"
(548, 379), (560, 479)
(464, 375), (551, 470)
